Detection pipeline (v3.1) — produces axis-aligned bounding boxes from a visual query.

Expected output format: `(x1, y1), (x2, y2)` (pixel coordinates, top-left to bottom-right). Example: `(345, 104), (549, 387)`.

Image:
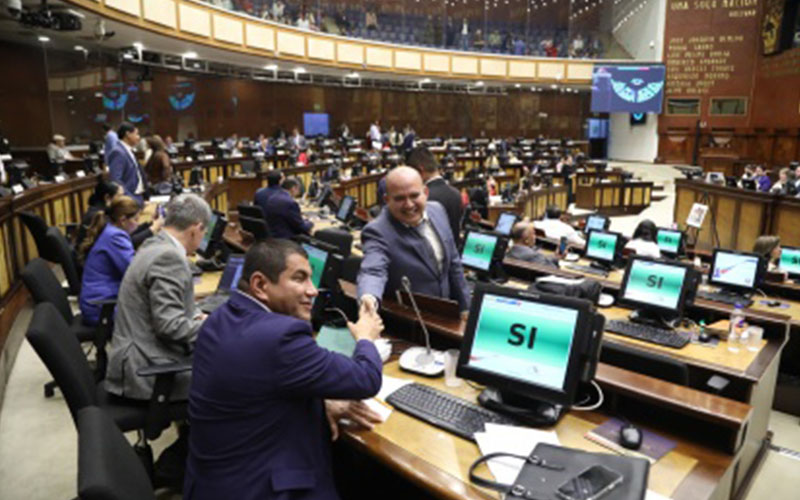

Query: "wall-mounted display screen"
(591, 65), (666, 114)
(303, 113), (330, 137)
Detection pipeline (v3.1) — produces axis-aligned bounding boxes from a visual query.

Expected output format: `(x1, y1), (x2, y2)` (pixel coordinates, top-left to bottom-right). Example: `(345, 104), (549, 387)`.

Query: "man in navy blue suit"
(262, 176), (314, 239)
(358, 166), (470, 318)
(254, 169), (284, 217)
(107, 122), (147, 206)
(185, 239), (384, 500)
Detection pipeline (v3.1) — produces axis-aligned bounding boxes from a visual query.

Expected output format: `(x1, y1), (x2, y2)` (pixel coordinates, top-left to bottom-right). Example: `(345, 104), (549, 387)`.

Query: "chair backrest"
(26, 302), (98, 425)
(77, 407), (156, 500)
(46, 226), (82, 296)
(239, 215), (270, 241)
(19, 211), (60, 262)
(600, 342), (689, 386)
(21, 258), (74, 323)
(237, 203), (264, 220)
(314, 228), (353, 258)
(341, 255), (362, 283)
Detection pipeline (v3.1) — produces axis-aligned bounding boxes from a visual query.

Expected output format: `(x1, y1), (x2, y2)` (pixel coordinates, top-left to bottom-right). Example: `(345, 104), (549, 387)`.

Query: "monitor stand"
(478, 387), (564, 427)
(590, 260), (612, 273)
(628, 309), (680, 329)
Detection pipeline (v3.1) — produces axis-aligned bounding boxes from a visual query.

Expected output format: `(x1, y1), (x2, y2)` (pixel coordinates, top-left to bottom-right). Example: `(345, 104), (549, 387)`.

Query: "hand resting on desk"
(325, 400), (384, 441)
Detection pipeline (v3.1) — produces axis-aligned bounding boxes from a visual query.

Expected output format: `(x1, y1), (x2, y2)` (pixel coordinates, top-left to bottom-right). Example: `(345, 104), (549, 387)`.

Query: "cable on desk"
(572, 380), (604, 412)
(755, 288), (767, 298)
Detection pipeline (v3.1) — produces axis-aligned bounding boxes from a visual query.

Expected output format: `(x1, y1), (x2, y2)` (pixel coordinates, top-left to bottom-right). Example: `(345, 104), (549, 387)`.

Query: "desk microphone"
(398, 276), (445, 377)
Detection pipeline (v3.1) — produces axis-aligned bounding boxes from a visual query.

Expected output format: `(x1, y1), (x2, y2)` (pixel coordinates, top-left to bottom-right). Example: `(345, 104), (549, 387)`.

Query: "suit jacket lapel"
(390, 215), (440, 278)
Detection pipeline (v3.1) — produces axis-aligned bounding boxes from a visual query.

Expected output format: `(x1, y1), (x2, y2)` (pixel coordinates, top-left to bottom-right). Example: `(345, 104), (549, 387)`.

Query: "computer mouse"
(597, 293), (615, 308)
(698, 331), (711, 343)
(619, 424), (643, 451)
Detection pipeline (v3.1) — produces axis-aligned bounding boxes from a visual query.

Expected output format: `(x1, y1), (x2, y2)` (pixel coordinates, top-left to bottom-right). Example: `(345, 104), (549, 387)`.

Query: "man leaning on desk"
(357, 166), (471, 318)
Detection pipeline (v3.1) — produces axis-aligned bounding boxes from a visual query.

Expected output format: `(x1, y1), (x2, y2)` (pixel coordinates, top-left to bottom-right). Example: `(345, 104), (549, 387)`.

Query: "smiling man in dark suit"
(358, 166), (470, 318)
(406, 146), (463, 245)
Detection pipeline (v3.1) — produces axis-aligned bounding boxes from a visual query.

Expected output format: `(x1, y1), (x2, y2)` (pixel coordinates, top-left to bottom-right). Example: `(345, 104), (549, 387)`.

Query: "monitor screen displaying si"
(464, 293), (579, 392)
(620, 259), (688, 313)
(197, 213), (219, 254)
(303, 113), (330, 137)
(780, 247), (800, 277)
(585, 231), (618, 263)
(585, 215), (608, 233)
(710, 250), (761, 290)
(217, 255), (245, 292)
(494, 212), (518, 236)
(302, 243), (330, 288)
(591, 65), (666, 113)
(462, 232), (499, 271)
(656, 229), (682, 255)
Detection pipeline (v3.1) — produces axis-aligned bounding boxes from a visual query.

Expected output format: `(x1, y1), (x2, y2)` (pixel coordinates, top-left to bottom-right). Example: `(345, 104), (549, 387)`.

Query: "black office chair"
(239, 215), (270, 241)
(77, 406), (157, 500)
(314, 228), (353, 258)
(21, 258), (114, 390)
(26, 303), (188, 468)
(237, 202), (265, 220)
(46, 226), (82, 296)
(18, 211), (60, 262)
(341, 255), (362, 283)
(600, 342), (689, 386)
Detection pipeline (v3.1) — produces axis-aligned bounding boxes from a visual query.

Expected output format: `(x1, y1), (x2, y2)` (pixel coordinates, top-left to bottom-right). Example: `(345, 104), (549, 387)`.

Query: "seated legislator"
(623, 219), (661, 258)
(769, 168), (796, 196)
(357, 166), (470, 317)
(263, 177), (314, 239)
(506, 222), (559, 268)
(184, 240), (384, 500)
(78, 195), (141, 326)
(105, 194), (211, 400)
(46, 134), (75, 163)
(108, 122), (148, 205)
(753, 235), (782, 272)
(254, 169), (284, 218)
(407, 146), (463, 245)
(754, 165), (772, 192)
(533, 204), (586, 247)
(76, 180), (163, 250)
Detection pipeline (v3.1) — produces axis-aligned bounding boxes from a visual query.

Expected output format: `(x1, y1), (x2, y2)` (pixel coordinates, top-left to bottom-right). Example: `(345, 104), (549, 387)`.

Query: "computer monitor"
(197, 211), (228, 259)
(656, 228), (684, 257)
(709, 249), (764, 292)
(216, 254), (245, 292)
(618, 257), (693, 318)
(188, 167), (203, 186)
(741, 179), (756, 191)
(461, 230), (508, 274)
(336, 195), (356, 224)
(301, 240), (342, 289)
(316, 185), (333, 208)
(494, 212), (519, 237)
(584, 214), (609, 233)
(779, 246), (800, 278)
(585, 230), (621, 266)
(457, 284), (603, 423)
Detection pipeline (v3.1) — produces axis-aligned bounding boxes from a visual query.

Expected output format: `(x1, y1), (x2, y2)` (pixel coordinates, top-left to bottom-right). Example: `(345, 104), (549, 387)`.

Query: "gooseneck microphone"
(398, 275), (445, 376)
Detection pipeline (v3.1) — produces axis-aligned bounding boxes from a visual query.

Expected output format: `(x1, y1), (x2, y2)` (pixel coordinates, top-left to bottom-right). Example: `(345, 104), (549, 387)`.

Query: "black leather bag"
(469, 443), (649, 500)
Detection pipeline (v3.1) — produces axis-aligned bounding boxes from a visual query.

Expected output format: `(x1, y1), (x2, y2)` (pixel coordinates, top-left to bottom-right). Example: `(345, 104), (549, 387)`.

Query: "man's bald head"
(384, 166), (428, 226)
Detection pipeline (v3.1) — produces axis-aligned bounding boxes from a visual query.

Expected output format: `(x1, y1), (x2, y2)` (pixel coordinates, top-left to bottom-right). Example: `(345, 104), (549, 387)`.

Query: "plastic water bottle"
(728, 304), (745, 353)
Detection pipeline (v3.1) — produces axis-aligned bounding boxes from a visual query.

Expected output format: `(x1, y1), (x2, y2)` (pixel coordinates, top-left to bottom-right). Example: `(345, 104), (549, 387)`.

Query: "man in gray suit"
(358, 166), (470, 318)
(106, 193), (212, 401)
(506, 222), (560, 269)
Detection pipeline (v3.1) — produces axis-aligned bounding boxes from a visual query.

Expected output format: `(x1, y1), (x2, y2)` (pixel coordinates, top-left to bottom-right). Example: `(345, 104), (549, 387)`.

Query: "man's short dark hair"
(282, 178), (300, 191)
(510, 222), (528, 241)
(545, 204), (562, 220)
(266, 169), (284, 187)
(238, 239), (308, 289)
(406, 146), (439, 174)
(117, 122), (136, 140)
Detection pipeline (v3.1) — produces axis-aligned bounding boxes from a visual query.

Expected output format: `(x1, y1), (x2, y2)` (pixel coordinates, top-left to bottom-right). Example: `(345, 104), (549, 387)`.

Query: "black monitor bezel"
(300, 239), (342, 289)
(709, 249), (765, 292)
(780, 245), (800, 278)
(585, 229), (622, 265)
(617, 256), (693, 317)
(584, 214), (609, 234)
(197, 211), (228, 259)
(460, 229), (509, 273)
(493, 212), (519, 236)
(457, 283), (596, 407)
(336, 195), (357, 223)
(216, 254), (246, 291)
(655, 227), (684, 256)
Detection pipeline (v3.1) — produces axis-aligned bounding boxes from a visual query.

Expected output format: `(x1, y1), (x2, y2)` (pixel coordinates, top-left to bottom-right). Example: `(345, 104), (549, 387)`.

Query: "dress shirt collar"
(163, 230), (187, 257)
(233, 289), (272, 314)
(400, 210), (430, 229)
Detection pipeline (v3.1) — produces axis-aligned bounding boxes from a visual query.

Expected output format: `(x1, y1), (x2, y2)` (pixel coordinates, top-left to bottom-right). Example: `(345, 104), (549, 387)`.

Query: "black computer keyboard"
(565, 263), (608, 277)
(385, 383), (517, 441)
(605, 320), (690, 349)
(694, 290), (753, 308)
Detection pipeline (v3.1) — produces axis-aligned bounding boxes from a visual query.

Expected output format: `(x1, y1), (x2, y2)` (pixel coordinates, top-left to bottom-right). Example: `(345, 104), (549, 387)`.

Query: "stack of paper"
(473, 423), (561, 485)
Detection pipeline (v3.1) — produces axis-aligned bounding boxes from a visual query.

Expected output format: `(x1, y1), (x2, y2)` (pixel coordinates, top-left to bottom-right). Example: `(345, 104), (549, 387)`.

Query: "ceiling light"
(74, 45), (85, 51)
(475, 81), (484, 87)
(420, 78), (431, 84)
(551, 84), (558, 89)
(183, 51), (198, 59)
(514, 83), (521, 88)
(38, 36), (50, 43)
(133, 42), (144, 51)
(293, 67), (306, 73)
(264, 64), (278, 71)
(346, 72), (360, 78)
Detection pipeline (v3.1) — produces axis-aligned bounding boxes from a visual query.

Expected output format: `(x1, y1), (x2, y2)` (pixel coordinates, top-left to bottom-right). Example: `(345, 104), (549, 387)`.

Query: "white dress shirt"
(624, 239), (661, 259)
(534, 218), (585, 247)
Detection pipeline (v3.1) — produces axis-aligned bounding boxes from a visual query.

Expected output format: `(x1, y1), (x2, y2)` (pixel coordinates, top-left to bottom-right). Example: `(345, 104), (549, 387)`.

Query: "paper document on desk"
(376, 375), (413, 402)
(474, 424), (561, 484)
(363, 398), (393, 422)
(645, 490), (670, 500)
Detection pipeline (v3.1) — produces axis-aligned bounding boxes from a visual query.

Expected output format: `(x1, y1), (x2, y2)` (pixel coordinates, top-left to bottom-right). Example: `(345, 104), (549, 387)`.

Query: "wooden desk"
(575, 181), (654, 214)
(486, 185), (569, 224)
